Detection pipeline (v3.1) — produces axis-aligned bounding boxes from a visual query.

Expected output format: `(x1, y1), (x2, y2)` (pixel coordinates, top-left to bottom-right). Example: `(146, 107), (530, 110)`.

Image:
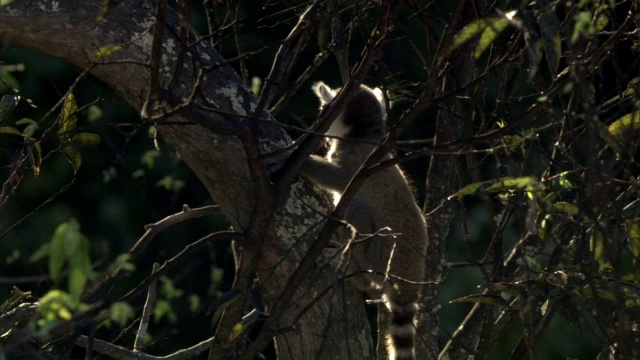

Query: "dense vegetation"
(1, 0), (639, 359)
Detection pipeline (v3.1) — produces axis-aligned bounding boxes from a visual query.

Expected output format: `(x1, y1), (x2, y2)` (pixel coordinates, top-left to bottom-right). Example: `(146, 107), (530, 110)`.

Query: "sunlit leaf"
(110, 302), (135, 327)
(448, 12), (516, 57)
(623, 77), (640, 96)
(229, 322), (245, 342)
(141, 150), (161, 169)
(625, 220), (640, 263)
(474, 17), (509, 59)
(595, 12), (609, 32)
(58, 93), (78, 139)
(49, 221), (77, 281)
(160, 277), (184, 300)
(251, 76), (262, 96)
(68, 267), (87, 301)
(552, 202), (579, 216)
(103, 166), (117, 182)
(0, 126), (22, 136)
(62, 147), (82, 173)
(87, 105), (103, 122)
(608, 111), (640, 149)
(91, 44), (122, 62)
(29, 243), (50, 263)
(108, 253), (135, 273)
(0, 68), (19, 90)
(38, 290), (75, 310)
(571, 11), (593, 44)
(188, 295), (201, 314)
(153, 299), (175, 323)
(26, 140), (42, 176)
(67, 235), (91, 300)
(590, 230), (607, 269)
(449, 176), (540, 199)
(16, 118), (39, 138)
(157, 176), (185, 192)
(71, 132), (101, 148)
(557, 172), (574, 188)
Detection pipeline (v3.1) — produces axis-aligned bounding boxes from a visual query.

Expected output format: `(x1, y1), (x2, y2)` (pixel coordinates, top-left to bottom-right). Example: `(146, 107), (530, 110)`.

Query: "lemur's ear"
(311, 81), (337, 105)
(372, 87), (387, 115)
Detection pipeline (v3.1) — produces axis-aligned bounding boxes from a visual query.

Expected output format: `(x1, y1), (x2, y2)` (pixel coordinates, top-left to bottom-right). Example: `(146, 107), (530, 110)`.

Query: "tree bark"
(0, 1), (372, 358)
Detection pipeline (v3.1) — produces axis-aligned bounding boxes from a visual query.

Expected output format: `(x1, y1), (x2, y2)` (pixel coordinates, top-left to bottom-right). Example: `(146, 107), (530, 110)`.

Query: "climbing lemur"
(300, 81), (428, 360)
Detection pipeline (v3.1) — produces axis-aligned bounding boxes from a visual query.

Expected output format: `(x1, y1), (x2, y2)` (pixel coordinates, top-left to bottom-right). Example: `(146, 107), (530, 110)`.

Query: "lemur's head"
(311, 82), (386, 139)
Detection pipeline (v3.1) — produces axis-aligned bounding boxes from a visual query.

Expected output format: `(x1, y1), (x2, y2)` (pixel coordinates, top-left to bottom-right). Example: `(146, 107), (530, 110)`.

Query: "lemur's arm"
(300, 155), (353, 193)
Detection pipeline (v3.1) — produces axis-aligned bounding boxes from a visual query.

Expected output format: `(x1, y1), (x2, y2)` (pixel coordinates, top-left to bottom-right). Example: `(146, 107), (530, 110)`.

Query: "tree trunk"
(0, 1), (372, 358)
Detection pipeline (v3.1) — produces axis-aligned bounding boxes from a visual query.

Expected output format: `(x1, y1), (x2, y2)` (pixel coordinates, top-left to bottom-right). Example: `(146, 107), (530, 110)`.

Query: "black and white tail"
(387, 300), (418, 360)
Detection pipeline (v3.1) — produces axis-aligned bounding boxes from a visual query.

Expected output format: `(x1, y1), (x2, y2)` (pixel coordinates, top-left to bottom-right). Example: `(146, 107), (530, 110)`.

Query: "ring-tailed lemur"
(300, 82), (428, 360)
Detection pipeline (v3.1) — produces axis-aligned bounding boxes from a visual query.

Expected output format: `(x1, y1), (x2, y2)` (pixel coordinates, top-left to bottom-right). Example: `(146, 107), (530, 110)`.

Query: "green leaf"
(68, 267), (88, 300)
(29, 243), (50, 263)
(141, 150), (161, 169)
(625, 220), (640, 263)
(251, 76), (262, 96)
(623, 77), (640, 96)
(474, 17), (510, 59)
(450, 294), (510, 307)
(0, 126), (22, 136)
(71, 132), (101, 148)
(26, 139), (42, 176)
(87, 105), (103, 122)
(157, 176), (185, 192)
(154, 299), (175, 323)
(447, 11), (516, 58)
(108, 253), (135, 273)
(551, 202), (579, 216)
(590, 230), (608, 270)
(16, 118), (39, 138)
(103, 166), (117, 182)
(449, 176), (540, 199)
(557, 172), (574, 188)
(229, 322), (245, 342)
(0, 68), (19, 90)
(607, 112), (640, 154)
(571, 11), (593, 44)
(92, 45), (122, 62)
(160, 277), (184, 300)
(58, 93), (78, 139)
(595, 12), (609, 32)
(49, 222), (72, 281)
(62, 147), (82, 173)
(449, 19), (490, 55)
(67, 236), (91, 300)
(188, 295), (201, 314)
(0, 94), (18, 124)
(109, 302), (135, 327)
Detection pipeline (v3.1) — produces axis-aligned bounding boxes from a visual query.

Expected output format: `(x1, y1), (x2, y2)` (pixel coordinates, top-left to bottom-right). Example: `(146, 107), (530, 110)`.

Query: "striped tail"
(387, 300), (418, 360)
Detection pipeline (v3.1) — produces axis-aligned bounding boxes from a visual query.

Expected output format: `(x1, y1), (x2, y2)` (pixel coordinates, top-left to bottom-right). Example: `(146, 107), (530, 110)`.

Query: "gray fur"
(302, 82), (428, 360)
